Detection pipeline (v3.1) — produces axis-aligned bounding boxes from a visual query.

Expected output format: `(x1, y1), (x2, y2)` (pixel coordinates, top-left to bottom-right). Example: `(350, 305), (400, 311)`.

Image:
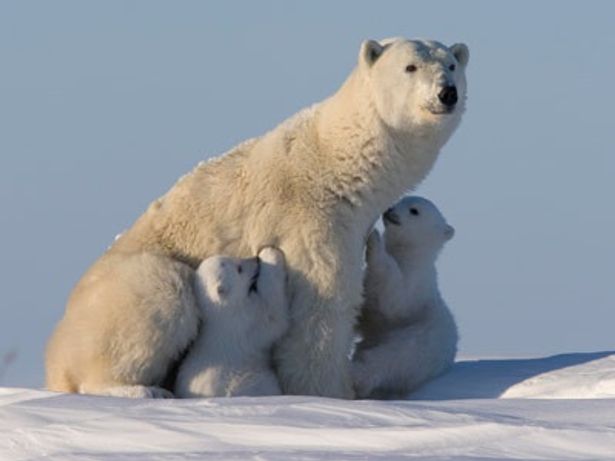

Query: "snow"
(2, 352), (615, 460)
(411, 351), (615, 400)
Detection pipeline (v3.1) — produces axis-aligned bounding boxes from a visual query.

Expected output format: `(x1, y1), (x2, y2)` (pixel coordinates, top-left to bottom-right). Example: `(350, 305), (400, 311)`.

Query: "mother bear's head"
(358, 38), (469, 134)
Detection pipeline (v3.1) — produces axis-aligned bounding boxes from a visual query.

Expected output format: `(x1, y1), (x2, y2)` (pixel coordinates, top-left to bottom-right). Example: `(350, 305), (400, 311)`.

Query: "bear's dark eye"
(449, 64), (456, 71)
(237, 265), (243, 274)
(405, 64), (417, 73)
(410, 208), (419, 216)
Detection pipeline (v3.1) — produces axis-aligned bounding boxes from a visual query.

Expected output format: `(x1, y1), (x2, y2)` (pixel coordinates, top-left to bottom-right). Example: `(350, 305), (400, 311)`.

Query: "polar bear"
(175, 247), (289, 398)
(353, 196), (458, 399)
(45, 38), (469, 399)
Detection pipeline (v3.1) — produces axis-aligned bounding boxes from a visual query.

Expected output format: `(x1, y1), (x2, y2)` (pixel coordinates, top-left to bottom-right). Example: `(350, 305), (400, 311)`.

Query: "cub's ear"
(359, 39), (385, 68)
(450, 43), (469, 68)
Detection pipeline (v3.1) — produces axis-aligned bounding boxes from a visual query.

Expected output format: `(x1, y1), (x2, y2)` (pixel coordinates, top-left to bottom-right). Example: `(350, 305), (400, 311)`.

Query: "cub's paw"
(258, 246), (286, 267)
(365, 229), (384, 259)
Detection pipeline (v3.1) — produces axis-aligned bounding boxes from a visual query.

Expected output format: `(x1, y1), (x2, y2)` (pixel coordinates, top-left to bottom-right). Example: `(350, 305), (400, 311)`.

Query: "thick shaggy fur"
(175, 248), (289, 398)
(46, 38), (469, 399)
(353, 196), (458, 399)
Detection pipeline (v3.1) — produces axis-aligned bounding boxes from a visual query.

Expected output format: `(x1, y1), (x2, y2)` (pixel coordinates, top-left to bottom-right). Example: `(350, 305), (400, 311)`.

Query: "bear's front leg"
(273, 248), (362, 399)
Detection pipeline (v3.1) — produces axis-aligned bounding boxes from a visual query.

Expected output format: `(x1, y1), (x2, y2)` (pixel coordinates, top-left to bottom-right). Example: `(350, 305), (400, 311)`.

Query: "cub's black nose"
(383, 208), (401, 226)
(438, 85), (458, 107)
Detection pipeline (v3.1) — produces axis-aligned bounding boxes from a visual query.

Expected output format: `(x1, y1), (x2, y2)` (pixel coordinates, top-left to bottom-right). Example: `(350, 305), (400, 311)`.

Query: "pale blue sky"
(1, 1), (614, 387)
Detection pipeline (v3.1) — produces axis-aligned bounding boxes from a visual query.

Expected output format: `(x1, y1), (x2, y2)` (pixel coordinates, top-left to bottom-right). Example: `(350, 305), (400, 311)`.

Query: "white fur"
(45, 253), (199, 398)
(46, 38), (468, 399)
(175, 247), (289, 398)
(81, 385), (174, 399)
(353, 196), (458, 399)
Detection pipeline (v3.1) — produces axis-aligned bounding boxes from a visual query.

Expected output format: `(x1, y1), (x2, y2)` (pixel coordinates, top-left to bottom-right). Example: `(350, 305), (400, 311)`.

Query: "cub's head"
(358, 38), (469, 132)
(383, 196), (454, 253)
(194, 254), (262, 327)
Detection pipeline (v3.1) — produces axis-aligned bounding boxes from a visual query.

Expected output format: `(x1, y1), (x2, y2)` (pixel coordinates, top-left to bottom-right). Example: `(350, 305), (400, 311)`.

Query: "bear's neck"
(314, 71), (445, 228)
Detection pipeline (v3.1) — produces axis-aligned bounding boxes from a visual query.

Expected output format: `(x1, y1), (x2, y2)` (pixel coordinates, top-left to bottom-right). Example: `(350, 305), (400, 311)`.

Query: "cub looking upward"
(354, 196), (458, 399)
(175, 247), (289, 398)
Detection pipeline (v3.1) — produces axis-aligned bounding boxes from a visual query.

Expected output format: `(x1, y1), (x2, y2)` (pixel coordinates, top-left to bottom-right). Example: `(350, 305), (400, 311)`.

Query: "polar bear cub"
(175, 247), (289, 398)
(353, 196), (458, 399)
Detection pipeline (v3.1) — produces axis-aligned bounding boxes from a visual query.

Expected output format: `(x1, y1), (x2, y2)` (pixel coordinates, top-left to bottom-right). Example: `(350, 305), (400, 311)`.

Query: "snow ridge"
(2, 352), (615, 460)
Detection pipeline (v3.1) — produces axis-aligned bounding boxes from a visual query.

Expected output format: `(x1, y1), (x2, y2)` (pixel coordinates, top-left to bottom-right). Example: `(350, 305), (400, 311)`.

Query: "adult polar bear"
(46, 38), (469, 399)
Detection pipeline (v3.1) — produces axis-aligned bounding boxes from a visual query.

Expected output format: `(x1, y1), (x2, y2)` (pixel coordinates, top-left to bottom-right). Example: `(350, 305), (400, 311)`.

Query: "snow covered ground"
(2, 352), (615, 460)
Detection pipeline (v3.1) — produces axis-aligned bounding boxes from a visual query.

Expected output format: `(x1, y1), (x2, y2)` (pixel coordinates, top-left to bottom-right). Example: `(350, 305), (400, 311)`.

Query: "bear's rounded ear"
(360, 40), (385, 68)
(444, 224), (455, 241)
(450, 43), (469, 68)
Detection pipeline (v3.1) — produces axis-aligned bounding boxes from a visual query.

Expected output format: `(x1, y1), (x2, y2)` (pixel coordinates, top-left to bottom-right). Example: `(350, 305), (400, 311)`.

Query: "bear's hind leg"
(79, 383), (174, 399)
(47, 252), (201, 397)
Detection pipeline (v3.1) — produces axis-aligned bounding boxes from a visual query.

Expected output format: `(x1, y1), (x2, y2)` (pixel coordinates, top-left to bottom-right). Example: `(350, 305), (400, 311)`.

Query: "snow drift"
(2, 352), (615, 460)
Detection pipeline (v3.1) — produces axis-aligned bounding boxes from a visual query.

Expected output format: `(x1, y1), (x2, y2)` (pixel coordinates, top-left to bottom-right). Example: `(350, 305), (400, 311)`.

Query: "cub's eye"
(405, 64), (417, 73)
(449, 64), (456, 71)
(237, 265), (243, 274)
(410, 208), (419, 216)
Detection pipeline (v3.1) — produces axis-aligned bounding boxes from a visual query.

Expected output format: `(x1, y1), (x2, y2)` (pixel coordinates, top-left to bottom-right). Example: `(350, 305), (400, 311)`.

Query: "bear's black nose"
(438, 85), (458, 107)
